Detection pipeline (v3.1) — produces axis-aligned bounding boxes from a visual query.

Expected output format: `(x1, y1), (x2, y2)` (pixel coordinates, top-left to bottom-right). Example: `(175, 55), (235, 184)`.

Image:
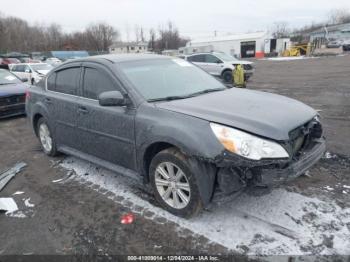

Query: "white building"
(109, 42), (148, 54)
(182, 32), (290, 58)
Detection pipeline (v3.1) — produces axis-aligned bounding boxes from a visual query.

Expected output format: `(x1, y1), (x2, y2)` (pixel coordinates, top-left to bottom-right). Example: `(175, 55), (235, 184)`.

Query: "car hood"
(229, 60), (253, 65)
(0, 83), (28, 96)
(36, 69), (50, 75)
(156, 88), (316, 141)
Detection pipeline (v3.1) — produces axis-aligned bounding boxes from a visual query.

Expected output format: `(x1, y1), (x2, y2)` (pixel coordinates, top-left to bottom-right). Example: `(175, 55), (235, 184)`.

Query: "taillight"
(25, 90), (30, 100)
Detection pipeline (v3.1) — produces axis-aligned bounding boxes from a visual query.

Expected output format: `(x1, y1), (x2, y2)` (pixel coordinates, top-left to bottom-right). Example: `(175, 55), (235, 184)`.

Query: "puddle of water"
(60, 157), (350, 255)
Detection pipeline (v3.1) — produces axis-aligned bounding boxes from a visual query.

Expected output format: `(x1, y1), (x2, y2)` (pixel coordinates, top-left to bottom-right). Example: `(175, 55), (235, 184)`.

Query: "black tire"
(222, 70), (232, 83)
(36, 117), (58, 156)
(149, 148), (203, 218)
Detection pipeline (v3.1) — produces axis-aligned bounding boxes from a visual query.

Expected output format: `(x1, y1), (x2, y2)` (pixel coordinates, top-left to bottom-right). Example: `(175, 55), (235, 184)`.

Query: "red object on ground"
(255, 51), (265, 59)
(121, 213), (135, 224)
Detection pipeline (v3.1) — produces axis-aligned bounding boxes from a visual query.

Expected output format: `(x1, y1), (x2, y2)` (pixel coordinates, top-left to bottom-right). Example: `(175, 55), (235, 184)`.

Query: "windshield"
(214, 52), (237, 61)
(118, 58), (226, 101)
(31, 64), (53, 71)
(0, 70), (21, 85)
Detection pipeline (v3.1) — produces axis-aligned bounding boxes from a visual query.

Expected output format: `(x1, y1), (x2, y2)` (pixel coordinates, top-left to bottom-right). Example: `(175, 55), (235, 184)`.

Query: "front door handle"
(78, 106), (89, 114)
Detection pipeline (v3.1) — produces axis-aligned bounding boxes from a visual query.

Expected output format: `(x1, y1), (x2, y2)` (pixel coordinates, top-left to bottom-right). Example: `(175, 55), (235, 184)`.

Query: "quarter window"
(82, 68), (118, 100)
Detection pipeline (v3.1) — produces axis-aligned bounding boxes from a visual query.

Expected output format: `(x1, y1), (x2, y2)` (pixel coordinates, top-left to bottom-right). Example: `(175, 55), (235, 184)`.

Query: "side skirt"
(58, 145), (143, 183)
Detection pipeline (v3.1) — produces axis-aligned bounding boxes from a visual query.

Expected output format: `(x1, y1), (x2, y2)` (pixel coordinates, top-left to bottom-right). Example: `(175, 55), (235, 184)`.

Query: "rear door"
(75, 62), (136, 170)
(187, 54), (207, 71)
(46, 63), (81, 149)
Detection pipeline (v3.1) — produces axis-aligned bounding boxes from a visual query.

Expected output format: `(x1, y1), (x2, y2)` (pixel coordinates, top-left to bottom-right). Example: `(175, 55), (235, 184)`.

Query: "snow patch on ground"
(12, 191), (24, 195)
(265, 56), (318, 61)
(60, 157), (350, 255)
(23, 198), (35, 208)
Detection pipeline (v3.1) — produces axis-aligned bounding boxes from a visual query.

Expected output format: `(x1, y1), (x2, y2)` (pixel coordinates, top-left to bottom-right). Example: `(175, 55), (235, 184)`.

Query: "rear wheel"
(37, 118), (58, 156)
(222, 70), (232, 83)
(149, 148), (202, 218)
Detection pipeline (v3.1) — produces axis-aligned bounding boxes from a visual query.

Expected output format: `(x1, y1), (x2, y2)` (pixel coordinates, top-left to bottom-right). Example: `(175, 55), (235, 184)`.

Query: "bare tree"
(85, 22), (119, 51)
(272, 21), (290, 38)
(328, 8), (350, 24)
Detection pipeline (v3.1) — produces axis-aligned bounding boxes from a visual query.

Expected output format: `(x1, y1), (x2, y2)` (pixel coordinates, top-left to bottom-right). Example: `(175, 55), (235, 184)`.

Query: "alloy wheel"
(154, 162), (191, 209)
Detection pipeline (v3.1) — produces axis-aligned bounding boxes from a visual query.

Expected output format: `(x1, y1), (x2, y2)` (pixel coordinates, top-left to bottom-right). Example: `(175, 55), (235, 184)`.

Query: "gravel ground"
(0, 55), (349, 258)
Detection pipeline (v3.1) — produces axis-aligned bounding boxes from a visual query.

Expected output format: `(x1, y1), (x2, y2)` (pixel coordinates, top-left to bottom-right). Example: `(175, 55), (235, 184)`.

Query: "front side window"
(82, 68), (117, 100)
(118, 58), (225, 101)
(205, 54), (222, 63)
(49, 67), (80, 95)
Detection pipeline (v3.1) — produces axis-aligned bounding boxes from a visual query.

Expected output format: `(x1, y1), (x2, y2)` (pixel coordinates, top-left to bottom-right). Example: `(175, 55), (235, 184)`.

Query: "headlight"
(210, 123), (289, 160)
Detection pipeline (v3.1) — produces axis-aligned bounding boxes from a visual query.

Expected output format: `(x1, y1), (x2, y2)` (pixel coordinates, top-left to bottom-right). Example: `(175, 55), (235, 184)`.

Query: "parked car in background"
(26, 54), (325, 217)
(44, 57), (62, 67)
(0, 57), (20, 69)
(184, 52), (254, 83)
(0, 69), (28, 118)
(326, 39), (343, 48)
(342, 40), (350, 51)
(11, 63), (53, 85)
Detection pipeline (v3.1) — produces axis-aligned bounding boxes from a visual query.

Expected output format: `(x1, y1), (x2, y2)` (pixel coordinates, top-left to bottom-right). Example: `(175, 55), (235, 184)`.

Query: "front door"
(76, 63), (136, 170)
(204, 54), (223, 76)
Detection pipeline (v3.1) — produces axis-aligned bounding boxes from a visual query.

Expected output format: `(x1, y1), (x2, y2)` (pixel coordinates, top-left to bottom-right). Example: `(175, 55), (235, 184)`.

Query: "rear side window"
(187, 55), (205, 62)
(82, 67), (118, 100)
(13, 65), (25, 72)
(48, 67), (80, 95)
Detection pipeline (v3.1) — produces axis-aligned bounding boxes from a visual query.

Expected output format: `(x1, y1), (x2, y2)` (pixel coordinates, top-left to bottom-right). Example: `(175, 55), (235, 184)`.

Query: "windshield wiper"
(148, 88), (225, 102)
(187, 88), (225, 97)
(148, 95), (189, 102)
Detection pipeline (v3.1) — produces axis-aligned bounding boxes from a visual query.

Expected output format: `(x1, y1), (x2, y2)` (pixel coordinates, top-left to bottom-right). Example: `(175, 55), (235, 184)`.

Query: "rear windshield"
(118, 58), (225, 100)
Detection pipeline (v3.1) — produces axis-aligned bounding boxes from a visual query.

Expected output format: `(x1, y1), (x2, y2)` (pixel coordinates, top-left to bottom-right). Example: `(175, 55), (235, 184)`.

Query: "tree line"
(0, 13), (189, 53)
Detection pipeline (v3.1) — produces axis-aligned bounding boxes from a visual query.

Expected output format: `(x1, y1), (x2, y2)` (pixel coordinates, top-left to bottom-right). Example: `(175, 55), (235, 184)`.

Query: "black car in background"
(26, 54), (326, 217)
(0, 69), (29, 118)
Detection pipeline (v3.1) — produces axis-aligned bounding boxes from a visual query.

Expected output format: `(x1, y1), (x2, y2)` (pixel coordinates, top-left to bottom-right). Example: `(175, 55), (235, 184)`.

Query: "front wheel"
(222, 70), (232, 83)
(149, 148), (203, 218)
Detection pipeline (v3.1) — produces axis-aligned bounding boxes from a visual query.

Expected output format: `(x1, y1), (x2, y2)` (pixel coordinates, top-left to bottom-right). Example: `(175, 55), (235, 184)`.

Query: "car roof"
(71, 54), (170, 64)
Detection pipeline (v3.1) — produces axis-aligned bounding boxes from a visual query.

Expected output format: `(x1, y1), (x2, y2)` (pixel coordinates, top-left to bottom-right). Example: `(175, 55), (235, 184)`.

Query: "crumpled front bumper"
(258, 138), (326, 185)
(215, 138), (326, 193)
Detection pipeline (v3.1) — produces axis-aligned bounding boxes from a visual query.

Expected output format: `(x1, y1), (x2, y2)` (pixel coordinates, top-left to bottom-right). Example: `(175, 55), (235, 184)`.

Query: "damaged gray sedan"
(26, 54), (326, 217)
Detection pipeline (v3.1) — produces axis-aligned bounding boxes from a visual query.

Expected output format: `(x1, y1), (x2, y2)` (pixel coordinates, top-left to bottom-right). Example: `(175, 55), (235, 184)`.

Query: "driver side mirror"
(98, 91), (127, 107)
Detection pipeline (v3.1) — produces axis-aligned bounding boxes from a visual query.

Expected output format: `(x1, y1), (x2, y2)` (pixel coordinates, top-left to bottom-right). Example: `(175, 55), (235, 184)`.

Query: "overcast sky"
(1, 0), (350, 40)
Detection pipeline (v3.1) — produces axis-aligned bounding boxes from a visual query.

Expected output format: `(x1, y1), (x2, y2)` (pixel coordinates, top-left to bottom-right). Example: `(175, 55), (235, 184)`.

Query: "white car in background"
(183, 52), (254, 83)
(44, 57), (62, 67)
(10, 63), (53, 85)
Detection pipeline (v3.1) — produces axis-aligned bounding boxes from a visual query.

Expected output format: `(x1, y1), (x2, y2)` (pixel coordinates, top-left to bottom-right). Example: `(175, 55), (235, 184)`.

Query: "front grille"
(243, 64), (253, 70)
(0, 95), (25, 106)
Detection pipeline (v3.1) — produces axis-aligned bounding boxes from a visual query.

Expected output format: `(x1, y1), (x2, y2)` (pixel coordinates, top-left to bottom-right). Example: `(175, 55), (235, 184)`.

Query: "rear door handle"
(44, 98), (52, 104)
(78, 106), (89, 114)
